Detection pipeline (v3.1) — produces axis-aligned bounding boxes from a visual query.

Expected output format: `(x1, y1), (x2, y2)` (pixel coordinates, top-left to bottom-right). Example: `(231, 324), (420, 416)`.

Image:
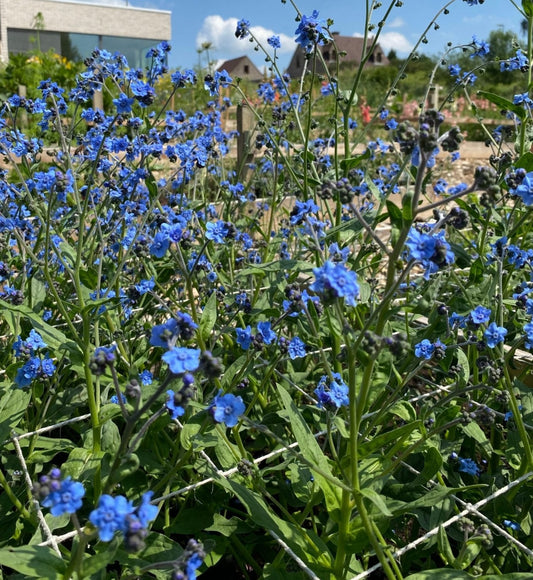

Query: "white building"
(0, 0), (171, 68)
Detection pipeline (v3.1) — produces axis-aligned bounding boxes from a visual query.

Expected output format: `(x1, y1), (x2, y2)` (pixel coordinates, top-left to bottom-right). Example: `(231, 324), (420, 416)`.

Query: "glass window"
(7, 28), (162, 69)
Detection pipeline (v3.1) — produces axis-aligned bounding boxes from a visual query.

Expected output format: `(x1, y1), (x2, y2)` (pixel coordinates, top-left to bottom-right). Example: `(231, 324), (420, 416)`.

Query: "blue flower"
(267, 35), (281, 49)
(89, 494), (135, 542)
(235, 19), (250, 39)
(510, 171), (533, 205)
(41, 476), (85, 516)
(524, 321), (533, 349)
(162, 347), (201, 375)
(314, 373), (349, 409)
(15, 356), (43, 387)
(469, 305), (491, 325)
(288, 337), (306, 359)
(236, 326), (252, 350)
(406, 228), (436, 261)
(458, 457), (481, 476)
(484, 322), (507, 348)
(503, 519), (520, 531)
(206, 220), (229, 243)
(113, 92), (135, 114)
(414, 339), (435, 360)
(136, 491), (158, 528)
(310, 260), (359, 306)
(150, 232), (170, 258)
(257, 321), (276, 345)
(448, 64), (461, 77)
(210, 391), (246, 427)
(295, 10), (331, 53)
(470, 35), (489, 58)
(140, 370), (153, 385)
(186, 553), (204, 579)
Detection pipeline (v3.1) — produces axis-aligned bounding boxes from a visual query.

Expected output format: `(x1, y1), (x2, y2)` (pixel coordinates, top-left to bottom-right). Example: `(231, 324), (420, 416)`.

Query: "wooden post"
(236, 103), (254, 177)
(18, 85), (27, 128)
(93, 90), (104, 111)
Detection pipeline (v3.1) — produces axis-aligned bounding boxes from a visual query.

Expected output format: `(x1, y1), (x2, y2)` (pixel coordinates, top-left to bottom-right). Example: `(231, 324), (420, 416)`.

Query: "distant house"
(286, 33), (389, 77)
(217, 56), (263, 83)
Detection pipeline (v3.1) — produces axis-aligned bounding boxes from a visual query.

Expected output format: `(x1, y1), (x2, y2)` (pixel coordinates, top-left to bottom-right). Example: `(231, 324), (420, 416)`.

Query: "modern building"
(286, 33), (389, 78)
(0, 0), (171, 69)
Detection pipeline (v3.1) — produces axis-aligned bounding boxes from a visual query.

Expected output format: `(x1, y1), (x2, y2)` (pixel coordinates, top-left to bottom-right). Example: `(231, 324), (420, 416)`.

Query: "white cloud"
(375, 32), (413, 56)
(388, 17), (405, 28)
(196, 15), (294, 62)
(351, 30), (413, 57)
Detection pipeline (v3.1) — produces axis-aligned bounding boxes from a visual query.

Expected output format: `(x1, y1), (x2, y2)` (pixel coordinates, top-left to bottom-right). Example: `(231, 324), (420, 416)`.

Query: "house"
(286, 32), (389, 78)
(216, 56), (263, 83)
(0, 0), (171, 69)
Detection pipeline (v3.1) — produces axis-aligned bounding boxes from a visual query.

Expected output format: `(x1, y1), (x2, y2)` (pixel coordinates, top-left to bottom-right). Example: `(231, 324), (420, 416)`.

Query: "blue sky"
(125, 0), (524, 71)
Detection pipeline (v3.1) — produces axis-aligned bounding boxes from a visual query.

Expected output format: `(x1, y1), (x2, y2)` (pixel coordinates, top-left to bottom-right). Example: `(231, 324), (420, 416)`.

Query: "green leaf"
(477, 90), (527, 121)
(200, 291), (217, 342)
(0, 546), (66, 578)
(340, 149), (371, 171)
(81, 541), (119, 577)
(79, 267), (99, 290)
(0, 300), (82, 358)
(468, 257), (484, 286)
(360, 487), (393, 516)
(404, 571), (471, 580)
(455, 347), (470, 389)
(216, 476), (333, 572)
(515, 151), (533, 172)
(277, 384), (344, 520)
(437, 526), (455, 566)
(386, 199), (403, 229)
(0, 388), (31, 443)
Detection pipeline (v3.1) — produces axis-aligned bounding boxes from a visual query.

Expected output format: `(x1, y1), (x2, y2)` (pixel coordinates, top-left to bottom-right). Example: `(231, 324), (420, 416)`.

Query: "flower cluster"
(89, 491), (158, 550)
(35, 469), (85, 517)
(314, 373), (349, 409)
(13, 330), (56, 387)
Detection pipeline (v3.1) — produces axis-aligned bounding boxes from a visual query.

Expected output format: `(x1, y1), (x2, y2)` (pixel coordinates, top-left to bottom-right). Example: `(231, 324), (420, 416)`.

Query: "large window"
(7, 28), (162, 69)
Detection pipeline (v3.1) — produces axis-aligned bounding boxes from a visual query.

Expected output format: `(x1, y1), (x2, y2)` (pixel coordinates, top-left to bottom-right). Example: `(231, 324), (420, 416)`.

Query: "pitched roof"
(216, 56), (263, 80)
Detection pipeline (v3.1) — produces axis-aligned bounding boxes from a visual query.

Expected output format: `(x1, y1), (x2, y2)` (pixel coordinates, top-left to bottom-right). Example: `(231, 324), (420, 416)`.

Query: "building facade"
(0, 0), (171, 69)
(217, 56), (264, 83)
(286, 33), (389, 78)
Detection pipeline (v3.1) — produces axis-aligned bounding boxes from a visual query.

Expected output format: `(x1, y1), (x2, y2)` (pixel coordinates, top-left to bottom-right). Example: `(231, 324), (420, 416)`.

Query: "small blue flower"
(458, 457), (481, 476)
(162, 347), (201, 375)
(295, 10), (331, 53)
(406, 228), (436, 261)
(235, 19), (250, 39)
(288, 337), (306, 359)
(257, 321), (277, 345)
(89, 494), (135, 542)
(165, 389), (186, 419)
(310, 261), (359, 306)
(470, 305), (491, 325)
(267, 35), (281, 49)
(414, 339), (435, 360)
(140, 370), (153, 385)
(150, 232), (170, 258)
(41, 476), (85, 516)
(136, 491), (158, 528)
(206, 220), (229, 243)
(210, 391), (246, 427)
(510, 171), (533, 205)
(236, 326), (252, 350)
(503, 519), (520, 531)
(484, 322), (507, 348)
(113, 92), (135, 114)
(314, 373), (349, 409)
